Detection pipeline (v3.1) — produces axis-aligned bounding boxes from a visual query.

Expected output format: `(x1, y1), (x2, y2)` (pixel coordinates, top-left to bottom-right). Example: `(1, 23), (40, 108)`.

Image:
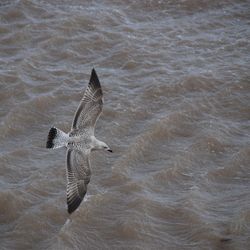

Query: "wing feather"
(66, 149), (91, 214)
(72, 68), (103, 132)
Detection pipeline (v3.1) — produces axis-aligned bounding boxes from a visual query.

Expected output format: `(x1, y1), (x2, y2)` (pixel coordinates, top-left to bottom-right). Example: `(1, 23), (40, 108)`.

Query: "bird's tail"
(46, 127), (69, 149)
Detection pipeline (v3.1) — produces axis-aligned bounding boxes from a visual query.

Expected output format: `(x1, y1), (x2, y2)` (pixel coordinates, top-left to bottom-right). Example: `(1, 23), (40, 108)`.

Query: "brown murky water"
(1, 0), (250, 249)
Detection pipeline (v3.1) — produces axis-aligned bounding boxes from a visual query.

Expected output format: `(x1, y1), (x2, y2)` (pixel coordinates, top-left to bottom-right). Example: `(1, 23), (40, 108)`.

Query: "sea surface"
(0, 0), (250, 249)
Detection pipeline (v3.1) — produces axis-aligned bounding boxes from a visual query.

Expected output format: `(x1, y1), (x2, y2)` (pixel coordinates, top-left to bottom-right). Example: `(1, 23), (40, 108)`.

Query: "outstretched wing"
(72, 68), (103, 132)
(66, 149), (91, 214)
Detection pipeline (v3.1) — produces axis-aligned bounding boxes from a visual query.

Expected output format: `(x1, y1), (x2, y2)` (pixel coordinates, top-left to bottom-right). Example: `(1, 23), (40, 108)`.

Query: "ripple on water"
(0, 189), (29, 224)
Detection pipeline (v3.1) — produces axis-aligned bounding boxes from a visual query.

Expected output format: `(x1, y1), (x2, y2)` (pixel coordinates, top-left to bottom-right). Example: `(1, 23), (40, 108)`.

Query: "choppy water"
(0, 0), (250, 249)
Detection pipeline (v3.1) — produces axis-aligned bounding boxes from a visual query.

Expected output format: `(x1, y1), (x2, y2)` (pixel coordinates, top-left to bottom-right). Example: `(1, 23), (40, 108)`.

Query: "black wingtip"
(46, 127), (57, 148)
(91, 68), (96, 75)
(89, 68), (101, 88)
(67, 196), (82, 214)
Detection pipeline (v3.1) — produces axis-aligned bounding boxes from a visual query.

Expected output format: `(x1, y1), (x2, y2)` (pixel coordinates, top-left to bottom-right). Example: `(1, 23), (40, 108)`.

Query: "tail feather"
(46, 127), (68, 149)
(46, 127), (57, 148)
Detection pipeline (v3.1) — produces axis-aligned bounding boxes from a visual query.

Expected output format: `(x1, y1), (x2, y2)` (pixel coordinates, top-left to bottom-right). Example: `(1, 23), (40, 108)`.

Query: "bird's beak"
(107, 149), (113, 153)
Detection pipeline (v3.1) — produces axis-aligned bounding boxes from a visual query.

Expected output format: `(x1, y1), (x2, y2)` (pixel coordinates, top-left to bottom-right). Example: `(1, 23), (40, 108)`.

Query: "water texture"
(0, 0), (250, 249)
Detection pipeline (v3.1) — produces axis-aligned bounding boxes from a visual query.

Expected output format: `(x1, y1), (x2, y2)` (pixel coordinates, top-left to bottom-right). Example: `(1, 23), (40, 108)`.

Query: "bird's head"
(103, 143), (113, 153)
(94, 140), (113, 153)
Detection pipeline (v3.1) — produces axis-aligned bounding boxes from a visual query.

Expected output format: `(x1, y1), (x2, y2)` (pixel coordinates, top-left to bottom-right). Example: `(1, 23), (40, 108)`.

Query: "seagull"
(46, 68), (112, 214)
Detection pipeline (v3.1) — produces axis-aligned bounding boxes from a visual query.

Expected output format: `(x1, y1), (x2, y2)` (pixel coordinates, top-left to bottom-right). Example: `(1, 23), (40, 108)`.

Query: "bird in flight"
(46, 68), (112, 214)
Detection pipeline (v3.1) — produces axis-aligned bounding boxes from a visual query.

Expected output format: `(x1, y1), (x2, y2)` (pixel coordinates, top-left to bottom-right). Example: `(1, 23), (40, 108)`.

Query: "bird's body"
(46, 69), (112, 214)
